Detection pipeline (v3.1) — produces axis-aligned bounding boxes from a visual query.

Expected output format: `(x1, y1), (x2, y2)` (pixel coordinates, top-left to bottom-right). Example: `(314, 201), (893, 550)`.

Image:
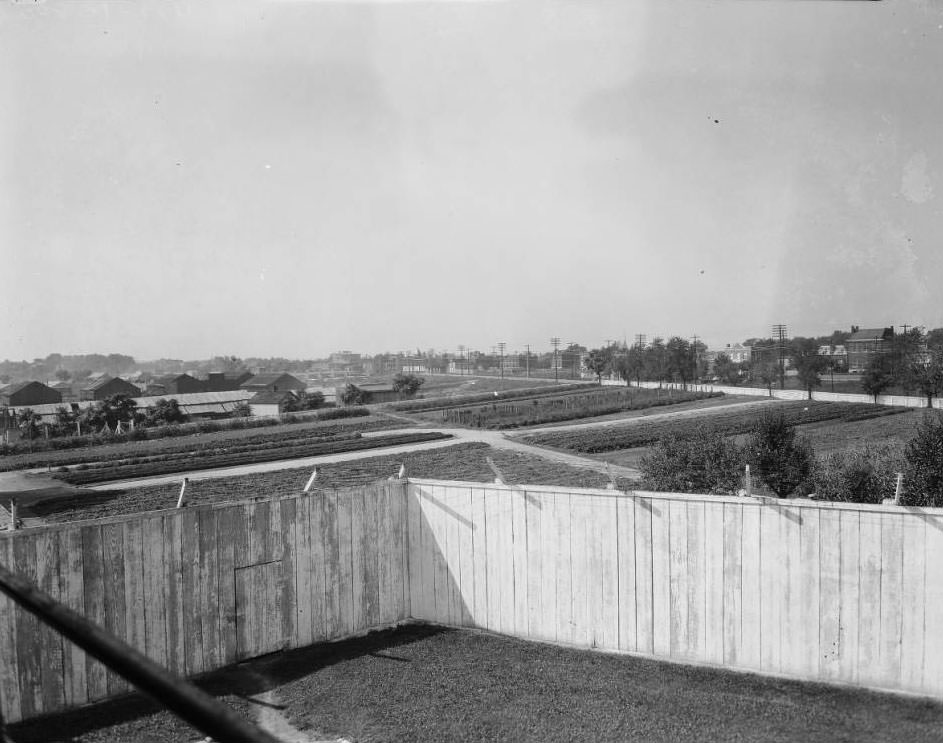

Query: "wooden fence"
(406, 480), (943, 698)
(5, 478), (943, 724)
(0, 481), (409, 724)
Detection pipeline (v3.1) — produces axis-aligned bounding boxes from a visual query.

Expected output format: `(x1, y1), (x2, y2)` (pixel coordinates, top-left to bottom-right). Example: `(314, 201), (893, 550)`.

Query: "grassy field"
(0, 414), (405, 472)
(415, 374), (561, 397)
(390, 382), (597, 413)
(11, 625), (943, 743)
(521, 401), (910, 454)
(31, 443), (630, 524)
(412, 388), (720, 429)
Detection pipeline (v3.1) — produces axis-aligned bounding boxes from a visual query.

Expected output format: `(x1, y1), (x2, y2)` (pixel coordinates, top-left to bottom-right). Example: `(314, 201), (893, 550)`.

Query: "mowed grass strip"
(522, 401), (911, 453)
(32, 442), (628, 523)
(12, 626), (943, 743)
(56, 431), (453, 485)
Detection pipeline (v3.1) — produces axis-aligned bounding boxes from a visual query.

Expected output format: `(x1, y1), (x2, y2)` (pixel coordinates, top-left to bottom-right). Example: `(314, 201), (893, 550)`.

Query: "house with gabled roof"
(240, 373), (306, 394)
(80, 376), (142, 401)
(846, 327), (894, 372)
(0, 381), (62, 408)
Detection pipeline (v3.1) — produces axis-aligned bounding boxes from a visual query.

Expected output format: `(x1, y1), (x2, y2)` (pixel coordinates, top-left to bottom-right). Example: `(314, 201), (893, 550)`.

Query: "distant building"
(240, 373), (306, 394)
(249, 390), (297, 417)
(151, 373), (204, 396)
(817, 344), (848, 372)
(328, 351), (364, 375)
(204, 371), (253, 392)
(336, 382), (400, 405)
(846, 327), (894, 372)
(0, 381), (62, 408)
(80, 376), (142, 401)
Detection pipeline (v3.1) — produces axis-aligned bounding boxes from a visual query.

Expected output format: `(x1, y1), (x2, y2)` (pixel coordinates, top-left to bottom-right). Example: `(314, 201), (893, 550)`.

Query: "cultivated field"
(520, 401), (910, 454)
(10, 626), (943, 743)
(0, 414), (405, 472)
(30, 443), (631, 523)
(407, 387), (719, 429)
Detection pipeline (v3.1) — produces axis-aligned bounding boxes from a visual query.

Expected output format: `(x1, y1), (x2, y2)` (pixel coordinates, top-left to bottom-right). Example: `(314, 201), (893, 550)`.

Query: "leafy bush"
(639, 424), (743, 494)
(901, 412), (943, 507)
(812, 443), (905, 504)
(744, 412), (814, 497)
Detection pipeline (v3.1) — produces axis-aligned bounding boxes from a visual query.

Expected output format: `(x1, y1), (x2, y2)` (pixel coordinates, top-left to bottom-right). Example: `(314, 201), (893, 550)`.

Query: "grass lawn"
(30, 443), (632, 524)
(10, 625), (943, 743)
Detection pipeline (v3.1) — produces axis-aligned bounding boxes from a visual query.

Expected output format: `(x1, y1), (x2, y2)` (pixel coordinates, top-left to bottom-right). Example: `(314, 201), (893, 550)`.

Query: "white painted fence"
(406, 479), (943, 698)
(602, 378), (943, 409)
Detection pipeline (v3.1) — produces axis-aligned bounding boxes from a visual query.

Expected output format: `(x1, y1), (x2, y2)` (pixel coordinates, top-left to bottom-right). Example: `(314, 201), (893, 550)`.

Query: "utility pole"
(635, 334), (646, 349)
(525, 344), (531, 378)
(691, 333), (700, 382)
(550, 337), (561, 383)
(772, 324), (788, 390)
(497, 342), (506, 384)
(457, 345), (465, 376)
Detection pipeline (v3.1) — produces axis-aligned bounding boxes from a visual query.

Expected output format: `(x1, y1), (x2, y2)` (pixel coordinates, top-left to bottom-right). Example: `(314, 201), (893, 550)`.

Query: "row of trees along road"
(584, 327), (943, 405)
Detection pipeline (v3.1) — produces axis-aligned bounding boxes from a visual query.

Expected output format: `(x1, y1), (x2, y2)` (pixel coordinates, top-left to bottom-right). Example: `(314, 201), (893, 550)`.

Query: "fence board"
(280, 498), (298, 648)
(12, 535), (41, 717)
(569, 496), (590, 647)
(857, 512), (882, 687)
(320, 491), (341, 640)
(597, 495), (619, 651)
(57, 527), (86, 709)
(797, 508), (820, 679)
(668, 500), (688, 659)
(457, 487), (475, 627)
(634, 498), (654, 655)
(704, 501), (724, 666)
(471, 488), (488, 626)
(819, 509), (842, 680)
(0, 539), (23, 723)
(617, 494), (637, 652)
(349, 490), (365, 632)
(177, 510), (203, 679)
(739, 504), (761, 670)
(526, 489), (543, 639)
(446, 486), (463, 626)
(196, 509), (220, 670)
(360, 488), (379, 629)
(555, 492), (573, 644)
(511, 490), (529, 637)
(899, 516), (926, 692)
(650, 499), (671, 656)
(879, 513), (903, 687)
(101, 522), (129, 695)
(80, 525), (107, 702)
(215, 507), (238, 664)
(162, 513), (185, 677)
(336, 490), (354, 635)
(685, 501), (705, 661)
(34, 530), (65, 711)
(141, 516), (168, 669)
(721, 502), (741, 667)
(838, 510), (861, 683)
(759, 505), (781, 673)
(923, 517), (943, 696)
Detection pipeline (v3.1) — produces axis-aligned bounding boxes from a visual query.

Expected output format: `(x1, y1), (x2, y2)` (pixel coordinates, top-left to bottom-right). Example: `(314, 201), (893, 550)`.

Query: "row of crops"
(56, 431), (453, 485)
(429, 388), (720, 429)
(389, 383), (598, 413)
(520, 401), (910, 453)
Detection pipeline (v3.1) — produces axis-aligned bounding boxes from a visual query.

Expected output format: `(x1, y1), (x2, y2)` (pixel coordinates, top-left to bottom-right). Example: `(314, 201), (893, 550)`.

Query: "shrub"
(744, 412), (814, 497)
(639, 424), (743, 495)
(812, 443), (905, 504)
(901, 412), (943, 507)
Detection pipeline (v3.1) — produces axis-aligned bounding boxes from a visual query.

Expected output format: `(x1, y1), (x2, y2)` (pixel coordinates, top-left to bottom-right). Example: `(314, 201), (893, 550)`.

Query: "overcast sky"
(2, 0), (942, 361)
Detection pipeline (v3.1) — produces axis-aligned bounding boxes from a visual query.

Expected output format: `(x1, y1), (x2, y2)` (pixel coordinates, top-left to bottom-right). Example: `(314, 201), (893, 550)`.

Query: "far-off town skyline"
(3, 1), (943, 360)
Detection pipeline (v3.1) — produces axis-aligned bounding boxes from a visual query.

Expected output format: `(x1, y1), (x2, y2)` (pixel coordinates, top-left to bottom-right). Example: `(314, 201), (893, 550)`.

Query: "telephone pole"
(634, 334), (647, 349)
(550, 337), (561, 383)
(772, 324), (788, 390)
(497, 342), (506, 384)
(691, 333), (700, 382)
(525, 344), (531, 378)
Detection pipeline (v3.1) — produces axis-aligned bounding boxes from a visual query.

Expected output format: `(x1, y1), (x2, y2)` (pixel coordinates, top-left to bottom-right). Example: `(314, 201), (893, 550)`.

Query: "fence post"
(175, 478), (189, 509)
(745, 465), (752, 497)
(894, 472), (903, 505)
(303, 468), (318, 492)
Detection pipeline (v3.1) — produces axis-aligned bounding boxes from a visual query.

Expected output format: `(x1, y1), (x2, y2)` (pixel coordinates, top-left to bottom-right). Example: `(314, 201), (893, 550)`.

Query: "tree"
(392, 373), (424, 398)
(861, 354), (895, 402)
(752, 360), (779, 396)
(908, 355), (943, 408)
(283, 390), (325, 412)
(901, 413), (943, 507)
(616, 345), (646, 385)
(745, 412), (814, 497)
(639, 424), (744, 495)
(340, 384), (366, 406)
(791, 339), (828, 399)
(54, 369), (72, 382)
(144, 398), (187, 426)
(666, 336), (694, 388)
(87, 393), (139, 430)
(584, 349), (609, 384)
(712, 353), (740, 385)
(17, 408), (41, 441)
(644, 337), (669, 383)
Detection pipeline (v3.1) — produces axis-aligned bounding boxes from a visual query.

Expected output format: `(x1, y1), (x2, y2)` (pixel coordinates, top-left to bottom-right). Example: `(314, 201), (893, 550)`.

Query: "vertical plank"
(797, 508), (820, 678)
(668, 500), (688, 659)
(216, 507), (239, 665)
(759, 504), (781, 673)
(484, 487), (502, 632)
(471, 487), (489, 627)
(394, 482), (411, 622)
(247, 501), (270, 565)
(0, 538), (23, 723)
(375, 485), (392, 625)
(650, 498), (671, 657)
(818, 508), (842, 681)
(197, 509), (220, 671)
(857, 511), (882, 687)
(177, 510), (204, 678)
(616, 494), (637, 652)
(429, 486), (450, 625)
(34, 530), (66, 711)
(320, 491), (342, 640)
(122, 520), (147, 657)
(511, 488), (529, 637)
(899, 515), (926, 692)
(923, 516), (943, 695)
(739, 503), (762, 670)
(704, 500), (725, 666)
(80, 525), (107, 702)
(101, 522), (129, 694)
(685, 500), (705, 661)
(597, 494), (619, 651)
(336, 489), (355, 635)
(457, 487), (475, 627)
(234, 566), (251, 659)
(878, 512), (903, 688)
(407, 484), (424, 622)
(163, 513), (186, 676)
(13, 534), (43, 716)
(781, 504), (802, 676)
(634, 497), (654, 655)
(525, 489), (543, 639)
(539, 490), (558, 642)
(569, 494), (589, 646)
(722, 502), (742, 667)
(496, 489), (515, 635)
(445, 486), (463, 626)
(57, 527), (87, 709)
(142, 516), (168, 668)
(555, 492), (574, 644)
(293, 495), (313, 645)
(838, 509), (860, 684)
(280, 497), (298, 647)
(360, 487), (380, 629)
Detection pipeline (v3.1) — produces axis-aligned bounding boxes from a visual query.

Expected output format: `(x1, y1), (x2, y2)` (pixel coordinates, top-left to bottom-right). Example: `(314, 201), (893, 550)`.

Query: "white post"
(9, 499), (17, 531)
(745, 465), (752, 497)
(894, 472), (903, 505)
(176, 478), (189, 509)
(303, 468), (318, 493)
